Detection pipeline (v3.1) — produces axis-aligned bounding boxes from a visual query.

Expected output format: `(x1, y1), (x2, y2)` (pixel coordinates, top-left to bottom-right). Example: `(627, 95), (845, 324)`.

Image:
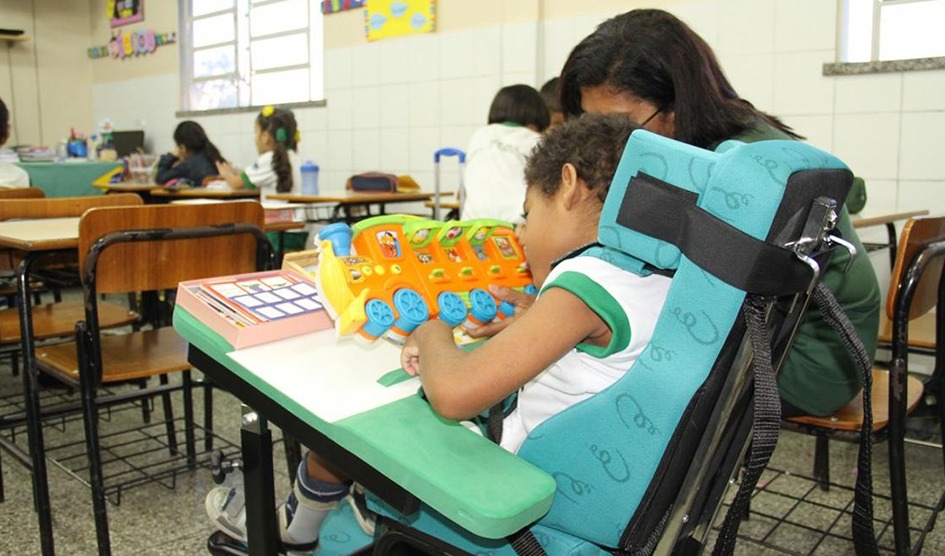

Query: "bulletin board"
(322, 0), (365, 14)
(365, 0), (436, 42)
(107, 0), (144, 28)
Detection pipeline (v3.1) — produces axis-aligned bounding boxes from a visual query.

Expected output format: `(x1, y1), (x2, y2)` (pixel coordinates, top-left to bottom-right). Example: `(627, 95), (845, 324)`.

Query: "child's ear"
(558, 163), (591, 210)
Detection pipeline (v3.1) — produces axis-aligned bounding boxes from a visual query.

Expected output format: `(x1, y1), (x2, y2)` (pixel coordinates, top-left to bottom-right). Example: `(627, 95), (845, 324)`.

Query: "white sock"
(282, 486), (338, 545)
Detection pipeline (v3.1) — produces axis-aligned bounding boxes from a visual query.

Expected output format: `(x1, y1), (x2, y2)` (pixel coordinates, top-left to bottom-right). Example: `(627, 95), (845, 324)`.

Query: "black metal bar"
(157, 373), (178, 456)
(885, 222), (897, 270)
(241, 406), (280, 556)
(183, 370), (196, 467)
(813, 434), (829, 491)
(17, 251), (55, 556)
(204, 377), (214, 453)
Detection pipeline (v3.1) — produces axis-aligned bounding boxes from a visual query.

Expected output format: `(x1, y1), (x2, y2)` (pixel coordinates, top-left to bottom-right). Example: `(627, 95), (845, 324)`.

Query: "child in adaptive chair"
(204, 113), (673, 551)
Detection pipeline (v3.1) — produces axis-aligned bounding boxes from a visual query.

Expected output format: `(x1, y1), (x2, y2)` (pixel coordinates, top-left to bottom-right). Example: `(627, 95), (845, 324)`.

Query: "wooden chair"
(0, 195), (144, 367)
(0, 187), (45, 199)
(33, 201), (272, 556)
(783, 215), (945, 555)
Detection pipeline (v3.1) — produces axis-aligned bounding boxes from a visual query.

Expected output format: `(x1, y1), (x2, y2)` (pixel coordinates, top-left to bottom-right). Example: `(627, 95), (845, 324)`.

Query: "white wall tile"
(322, 170), (350, 194)
(294, 106), (327, 134)
(326, 89), (354, 130)
(352, 87), (380, 130)
(439, 30), (476, 80)
(720, 54), (775, 112)
(833, 113), (900, 180)
(773, 50), (835, 115)
(439, 126), (475, 161)
(715, 0), (776, 56)
(858, 179), (899, 214)
(473, 75), (503, 125)
(670, 0), (720, 47)
(899, 112), (945, 181)
(352, 129), (381, 171)
(408, 126), (440, 173)
(834, 73), (902, 114)
(406, 34), (440, 83)
(324, 47), (352, 91)
(379, 128), (411, 172)
(377, 39), (410, 86)
(408, 81), (440, 127)
(325, 129), (353, 174)
(350, 42), (380, 88)
(502, 72), (539, 90)
(473, 26), (502, 78)
(541, 18), (575, 81)
(379, 84), (411, 129)
(502, 21), (538, 77)
(774, 0), (837, 53)
(438, 79), (477, 127)
(902, 71), (945, 112)
(897, 180), (945, 213)
(783, 115), (834, 153)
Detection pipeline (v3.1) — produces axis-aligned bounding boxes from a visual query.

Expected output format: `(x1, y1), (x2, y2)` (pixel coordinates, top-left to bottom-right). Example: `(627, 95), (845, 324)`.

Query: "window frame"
(177, 0), (326, 116)
(839, 0), (945, 63)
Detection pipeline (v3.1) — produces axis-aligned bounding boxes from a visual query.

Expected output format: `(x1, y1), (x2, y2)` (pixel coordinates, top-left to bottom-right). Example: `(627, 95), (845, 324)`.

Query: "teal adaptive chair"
(307, 130), (857, 556)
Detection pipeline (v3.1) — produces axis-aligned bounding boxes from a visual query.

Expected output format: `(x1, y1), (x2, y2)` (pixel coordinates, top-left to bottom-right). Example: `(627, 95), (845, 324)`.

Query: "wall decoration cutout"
(88, 29), (176, 59)
(365, 0), (436, 41)
(322, 0), (365, 14)
(107, 0), (144, 28)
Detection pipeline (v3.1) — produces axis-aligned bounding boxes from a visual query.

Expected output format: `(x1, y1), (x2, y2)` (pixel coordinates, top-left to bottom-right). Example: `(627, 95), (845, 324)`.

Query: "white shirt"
(0, 161), (29, 188)
(499, 255), (672, 453)
(244, 150), (302, 200)
(461, 124), (541, 224)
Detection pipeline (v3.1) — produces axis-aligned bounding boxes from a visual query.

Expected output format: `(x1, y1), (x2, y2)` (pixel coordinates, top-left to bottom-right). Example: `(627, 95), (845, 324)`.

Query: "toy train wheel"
(468, 288), (497, 325)
(437, 291), (468, 327)
(524, 284), (538, 295)
(393, 288), (430, 333)
(363, 299), (396, 339)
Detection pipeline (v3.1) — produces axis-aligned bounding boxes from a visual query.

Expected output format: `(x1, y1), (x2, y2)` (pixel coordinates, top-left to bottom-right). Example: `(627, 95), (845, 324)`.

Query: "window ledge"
(176, 99), (326, 118)
(823, 56), (945, 76)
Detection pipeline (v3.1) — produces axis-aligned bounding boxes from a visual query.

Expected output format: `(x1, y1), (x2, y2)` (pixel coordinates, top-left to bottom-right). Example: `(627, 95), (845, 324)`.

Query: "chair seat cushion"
(0, 300), (137, 345)
(785, 368), (924, 432)
(878, 311), (936, 350)
(35, 327), (190, 383)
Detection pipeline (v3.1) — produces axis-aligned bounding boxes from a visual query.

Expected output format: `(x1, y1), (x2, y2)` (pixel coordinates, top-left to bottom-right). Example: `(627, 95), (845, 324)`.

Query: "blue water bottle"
(301, 161), (319, 195)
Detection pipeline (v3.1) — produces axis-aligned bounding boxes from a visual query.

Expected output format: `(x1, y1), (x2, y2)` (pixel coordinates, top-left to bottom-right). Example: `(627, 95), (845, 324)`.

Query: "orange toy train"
(315, 215), (536, 343)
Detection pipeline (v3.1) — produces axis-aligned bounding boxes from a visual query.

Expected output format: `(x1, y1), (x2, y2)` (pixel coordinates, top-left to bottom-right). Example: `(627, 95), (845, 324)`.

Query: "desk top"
(150, 187), (261, 199)
(852, 209), (929, 229)
(173, 307), (555, 539)
(269, 191), (451, 204)
(93, 182), (156, 194)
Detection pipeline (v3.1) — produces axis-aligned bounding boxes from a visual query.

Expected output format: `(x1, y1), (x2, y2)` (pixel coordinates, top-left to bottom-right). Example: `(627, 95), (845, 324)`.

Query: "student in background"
(205, 114), (670, 551)
(461, 84), (549, 224)
(155, 120), (226, 186)
(540, 77), (565, 131)
(216, 105), (301, 198)
(0, 98), (29, 188)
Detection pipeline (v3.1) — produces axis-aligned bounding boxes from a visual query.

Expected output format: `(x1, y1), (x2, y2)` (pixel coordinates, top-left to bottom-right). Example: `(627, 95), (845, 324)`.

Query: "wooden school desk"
(94, 183), (262, 203)
(268, 191), (451, 223)
(852, 209), (929, 269)
(173, 308), (556, 556)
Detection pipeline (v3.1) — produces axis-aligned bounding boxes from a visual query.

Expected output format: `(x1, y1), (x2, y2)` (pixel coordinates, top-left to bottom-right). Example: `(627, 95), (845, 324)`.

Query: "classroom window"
(839, 0), (945, 62)
(180, 0), (324, 112)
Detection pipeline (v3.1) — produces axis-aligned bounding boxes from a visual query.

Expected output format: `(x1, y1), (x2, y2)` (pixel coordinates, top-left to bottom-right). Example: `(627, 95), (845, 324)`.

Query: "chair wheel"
(210, 450), (242, 485)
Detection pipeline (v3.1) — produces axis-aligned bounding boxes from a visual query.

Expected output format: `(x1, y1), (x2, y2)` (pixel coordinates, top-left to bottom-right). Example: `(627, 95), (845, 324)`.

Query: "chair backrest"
(0, 187), (45, 200)
(886, 215), (945, 321)
(0, 193), (142, 221)
(78, 201), (268, 295)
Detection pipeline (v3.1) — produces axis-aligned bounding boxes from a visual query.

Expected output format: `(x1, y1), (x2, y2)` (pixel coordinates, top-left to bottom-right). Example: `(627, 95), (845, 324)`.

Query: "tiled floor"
(1, 315), (944, 554)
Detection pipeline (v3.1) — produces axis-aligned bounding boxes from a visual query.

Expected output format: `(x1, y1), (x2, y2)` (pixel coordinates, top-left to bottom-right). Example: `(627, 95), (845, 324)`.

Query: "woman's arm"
(402, 287), (608, 420)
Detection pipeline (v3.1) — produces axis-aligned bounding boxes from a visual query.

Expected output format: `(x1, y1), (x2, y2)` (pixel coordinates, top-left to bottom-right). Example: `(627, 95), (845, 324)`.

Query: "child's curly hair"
(256, 106), (299, 193)
(524, 113), (638, 204)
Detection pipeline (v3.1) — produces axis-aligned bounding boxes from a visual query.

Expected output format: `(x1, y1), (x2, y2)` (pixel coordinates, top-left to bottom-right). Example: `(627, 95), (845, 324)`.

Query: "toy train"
(315, 215), (536, 343)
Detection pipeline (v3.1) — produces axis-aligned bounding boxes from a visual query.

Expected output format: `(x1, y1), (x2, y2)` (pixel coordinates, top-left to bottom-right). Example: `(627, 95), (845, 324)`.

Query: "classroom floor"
(0, 296), (944, 554)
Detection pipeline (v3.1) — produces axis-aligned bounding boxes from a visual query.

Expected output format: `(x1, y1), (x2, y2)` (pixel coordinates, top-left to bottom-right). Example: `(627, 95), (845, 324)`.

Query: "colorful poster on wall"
(365, 0), (436, 42)
(322, 0), (365, 14)
(107, 0), (144, 28)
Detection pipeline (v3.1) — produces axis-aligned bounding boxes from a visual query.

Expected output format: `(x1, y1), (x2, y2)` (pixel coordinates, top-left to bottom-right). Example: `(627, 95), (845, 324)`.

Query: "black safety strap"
(617, 173), (814, 297)
(712, 295), (781, 556)
(486, 402), (505, 445)
(509, 529), (548, 556)
(811, 282), (879, 556)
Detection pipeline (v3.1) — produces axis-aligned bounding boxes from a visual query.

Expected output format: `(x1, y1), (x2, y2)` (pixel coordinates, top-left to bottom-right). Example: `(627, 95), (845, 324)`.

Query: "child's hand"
(216, 160), (236, 178)
(465, 285), (536, 338)
(401, 333), (421, 376)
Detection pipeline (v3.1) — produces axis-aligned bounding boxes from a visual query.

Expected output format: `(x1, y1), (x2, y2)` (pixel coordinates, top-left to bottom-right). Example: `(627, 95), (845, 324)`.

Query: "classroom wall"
(0, 0), (93, 146)
(83, 0), (945, 214)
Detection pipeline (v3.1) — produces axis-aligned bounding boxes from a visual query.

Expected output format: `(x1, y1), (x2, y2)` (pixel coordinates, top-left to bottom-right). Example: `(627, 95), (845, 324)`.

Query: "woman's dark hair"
(256, 107), (299, 193)
(173, 120), (225, 165)
(488, 84), (550, 132)
(0, 97), (10, 144)
(540, 77), (561, 114)
(525, 113), (637, 204)
(559, 9), (801, 148)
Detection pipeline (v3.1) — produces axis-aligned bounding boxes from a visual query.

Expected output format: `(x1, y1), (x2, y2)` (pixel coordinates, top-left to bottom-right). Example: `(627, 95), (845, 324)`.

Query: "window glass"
(250, 0), (309, 37)
(251, 34), (309, 70)
(251, 69), (310, 105)
(193, 45), (236, 78)
(879, 0), (945, 61)
(189, 80), (239, 111)
(192, 13), (236, 48)
(192, 0), (235, 17)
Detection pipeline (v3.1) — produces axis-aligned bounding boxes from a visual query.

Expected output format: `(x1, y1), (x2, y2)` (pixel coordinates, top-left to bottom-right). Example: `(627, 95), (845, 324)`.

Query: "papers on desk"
(227, 332), (418, 422)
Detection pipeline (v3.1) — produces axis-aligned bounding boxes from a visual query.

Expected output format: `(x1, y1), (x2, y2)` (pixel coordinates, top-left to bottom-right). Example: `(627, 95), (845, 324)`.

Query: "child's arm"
(401, 287), (609, 420)
(215, 160), (249, 189)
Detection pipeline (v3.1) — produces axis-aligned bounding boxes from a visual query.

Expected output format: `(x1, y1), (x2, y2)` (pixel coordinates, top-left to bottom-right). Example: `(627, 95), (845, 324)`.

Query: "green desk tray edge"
(173, 307), (556, 539)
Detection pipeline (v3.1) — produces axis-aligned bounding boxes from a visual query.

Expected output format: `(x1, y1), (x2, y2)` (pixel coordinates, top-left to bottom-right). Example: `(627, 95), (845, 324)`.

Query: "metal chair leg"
(77, 323), (112, 556)
(138, 380), (151, 423)
(158, 374), (178, 456)
(183, 370), (196, 467)
(813, 434), (830, 491)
